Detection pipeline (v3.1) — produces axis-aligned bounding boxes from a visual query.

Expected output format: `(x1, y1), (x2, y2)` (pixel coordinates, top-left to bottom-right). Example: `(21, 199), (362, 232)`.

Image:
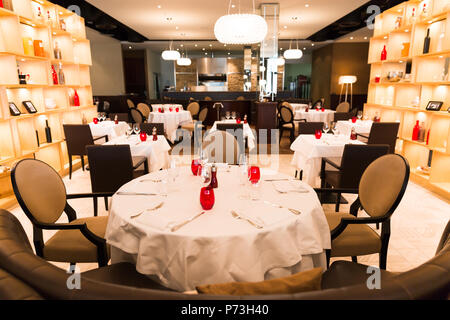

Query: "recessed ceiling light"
(364, 36), (368, 40)
(209, 44), (212, 47)
(177, 48), (179, 51)
(231, 4), (235, 8)
(202, 48), (205, 51)
(228, 52), (230, 55)
(305, 4), (310, 7)
(224, 44), (227, 47)
(204, 52), (207, 55)
(350, 37), (354, 40)
(283, 25), (287, 29)
(157, 5), (161, 9)
(194, 44), (198, 47)
(311, 43), (314, 46)
(303, 47), (306, 50)
(175, 26), (179, 30)
(280, 48), (283, 50)
(180, 44), (183, 47)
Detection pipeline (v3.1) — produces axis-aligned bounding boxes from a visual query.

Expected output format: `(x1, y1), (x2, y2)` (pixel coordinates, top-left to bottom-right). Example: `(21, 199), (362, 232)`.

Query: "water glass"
(231, 112), (237, 120)
(357, 111), (363, 120)
(225, 111), (231, 120)
(133, 124), (141, 135)
(323, 122), (330, 135)
(200, 187), (215, 210)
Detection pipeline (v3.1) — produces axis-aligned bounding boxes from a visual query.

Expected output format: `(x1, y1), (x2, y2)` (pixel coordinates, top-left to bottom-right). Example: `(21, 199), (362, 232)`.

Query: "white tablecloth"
(104, 134), (171, 172)
(149, 111), (192, 143)
(106, 167), (330, 291)
(290, 103), (309, 111)
(295, 109), (335, 124)
(291, 134), (365, 187)
(336, 120), (373, 137)
(151, 104), (183, 112)
(209, 120), (256, 150)
(89, 121), (129, 140)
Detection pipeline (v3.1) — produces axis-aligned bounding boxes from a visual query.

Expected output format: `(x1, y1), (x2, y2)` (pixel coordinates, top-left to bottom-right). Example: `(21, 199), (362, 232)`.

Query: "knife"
(170, 212), (205, 232)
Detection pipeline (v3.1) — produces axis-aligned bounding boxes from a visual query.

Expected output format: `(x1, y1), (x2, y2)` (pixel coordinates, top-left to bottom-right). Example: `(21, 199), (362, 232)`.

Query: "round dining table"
(295, 109), (335, 124)
(106, 166), (331, 292)
(149, 110), (192, 143)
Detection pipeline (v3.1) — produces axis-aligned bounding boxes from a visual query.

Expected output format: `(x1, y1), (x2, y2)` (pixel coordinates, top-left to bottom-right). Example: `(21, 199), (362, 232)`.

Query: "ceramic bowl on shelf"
(45, 98), (57, 109)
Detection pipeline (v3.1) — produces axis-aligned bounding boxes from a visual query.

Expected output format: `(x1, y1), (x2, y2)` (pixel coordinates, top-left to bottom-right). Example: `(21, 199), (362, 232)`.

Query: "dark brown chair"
(216, 123), (245, 153)
(10, 159), (111, 267)
(295, 122), (325, 180)
(141, 123), (165, 136)
(320, 144), (390, 211)
(130, 108), (145, 124)
(334, 112), (353, 122)
(109, 113), (129, 123)
(315, 154), (410, 269)
(86, 145), (149, 217)
(358, 122), (400, 154)
(63, 124), (108, 179)
(278, 106), (295, 143)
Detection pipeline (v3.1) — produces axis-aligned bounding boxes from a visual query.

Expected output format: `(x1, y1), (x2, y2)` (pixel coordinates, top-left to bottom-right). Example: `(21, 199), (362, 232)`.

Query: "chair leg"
(69, 155), (73, 179)
(97, 244), (109, 268)
(379, 235), (390, 270)
(93, 196), (98, 217)
(351, 256), (358, 263)
(144, 159), (149, 174)
(325, 249), (331, 268)
(295, 170), (298, 179)
(279, 128), (284, 143)
(299, 170), (303, 181)
(290, 128), (295, 143)
(335, 193), (341, 212)
(104, 197), (108, 211)
(81, 156), (85, 171)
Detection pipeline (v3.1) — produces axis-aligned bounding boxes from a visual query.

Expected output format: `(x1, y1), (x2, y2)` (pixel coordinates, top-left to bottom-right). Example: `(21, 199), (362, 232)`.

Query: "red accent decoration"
(248, 166), (261, 184)
(191, 159), (201, 175)
(93, 118), (98, 124)
(176, 108), (179, 112)
(236, 118), (241, 124)
(114, 119), (119, 125)
(381, 45), (387, 61)
(314, 130), (322, 140)
(426, 129), (430, 145)
(350, 131), (358, 140)
(73, 90), (80, 106)
(412, 120), (420, 141)
(305, 108), (309, 112)
(200, 187), (215, 210)
(169, 107), (173, 112)
(375, 76), (381, 83)
(0, 1), (3, 8)
(51, 65), (58, 85)
(139, 132), (147, 142)
(351, 117), (357, 123)
(321, 107), (325, 112)
(153, 134), (158, 141)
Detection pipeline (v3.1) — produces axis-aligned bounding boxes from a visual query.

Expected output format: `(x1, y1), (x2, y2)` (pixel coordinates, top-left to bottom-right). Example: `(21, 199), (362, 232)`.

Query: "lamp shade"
(339, 75), (357, 84)
(214, 14), (268, 44)
(177, 57), (192, 66)
(162, 50), (180, 61)
(283, 49), (303, 60)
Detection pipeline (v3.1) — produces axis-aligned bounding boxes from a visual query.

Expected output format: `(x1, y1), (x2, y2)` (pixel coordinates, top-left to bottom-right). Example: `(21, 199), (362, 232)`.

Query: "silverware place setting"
(263, 201), (302, 216)
(170, 212), (205, 232)
(231, 211), (264, 229)
(130, 202), (165, 219)
(117, 191), (167, 197)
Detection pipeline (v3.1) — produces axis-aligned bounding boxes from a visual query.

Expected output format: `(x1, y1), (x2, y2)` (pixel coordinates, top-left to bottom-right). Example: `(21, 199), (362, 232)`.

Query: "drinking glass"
(225, 111), (231, 120)
(357, 111), (363, 120)
(200, 187), (215, 210)
(314, 130), (322, 139)
(125, 125), (133, 138)
(133, 123), (141, 135)
(199, 164), (211, 187)
(191, 159), (202, 176)
(231, 112), (237, 120)
(323, 122), (330, 135)
(331, 122), (339, 137)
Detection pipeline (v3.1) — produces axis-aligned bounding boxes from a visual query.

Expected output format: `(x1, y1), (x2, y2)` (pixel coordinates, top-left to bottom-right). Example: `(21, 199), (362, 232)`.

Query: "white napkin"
(272, 180), (310, 193)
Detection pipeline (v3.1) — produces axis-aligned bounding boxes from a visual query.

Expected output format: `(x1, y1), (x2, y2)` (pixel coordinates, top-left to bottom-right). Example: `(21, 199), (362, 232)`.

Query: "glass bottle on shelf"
(381, 45), (387, 61)
(51, 65), (58, 85)
(59, 18), (66, 31)
(45, 120), (52, 143)
(436, 24), (446, 53)
(36, 7), (44, 22)
(418, 122), (426, 142)
(57, 63), (65, 85)
(54, 41), (62, 60)
(421, 2), (428, 18)
(46, 10), (52, 26)
(394, 16), (402, 29)
(423, 28), (431, 54)
(73, 89), (80, 106)
(412, 120), (420, 141)
(82, 113), (87, 125)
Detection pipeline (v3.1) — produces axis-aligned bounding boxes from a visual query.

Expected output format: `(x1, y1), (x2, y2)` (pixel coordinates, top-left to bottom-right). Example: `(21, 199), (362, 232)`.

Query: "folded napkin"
(272, 180), (309, 194)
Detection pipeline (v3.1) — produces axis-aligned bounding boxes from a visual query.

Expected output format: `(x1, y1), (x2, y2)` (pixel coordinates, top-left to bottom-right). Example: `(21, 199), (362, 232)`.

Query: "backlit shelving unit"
(365, 0), (450, 200)
(0, 0), (96, 208)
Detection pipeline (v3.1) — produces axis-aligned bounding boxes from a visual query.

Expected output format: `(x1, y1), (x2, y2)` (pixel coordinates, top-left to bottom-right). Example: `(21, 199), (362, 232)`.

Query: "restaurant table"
(291, 134), (365, 187)
(149, 110), (192, 143)
(290, 103), (309, 111)
(294, 109), (335, 124)
(106, 166), (331, 292)
(150, 104), (184, 112)
(104, 134), (171, 172)
(89, 121), (129, 140)
(209, 120), (256, 150)
(336, 120), (373, 137)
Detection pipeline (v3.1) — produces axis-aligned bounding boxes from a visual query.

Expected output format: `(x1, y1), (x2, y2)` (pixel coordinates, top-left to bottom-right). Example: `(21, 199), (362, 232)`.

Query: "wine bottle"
(54, 41), (62, 60)
(57, 63), (65, 85)
(412, 120), (420, 141)
(381, 45), (387, 61)
(45, 120), (52, 143)
(73, 89), (80, 106)
(423, 28), (431, 54)
(51, 65), (58, 85)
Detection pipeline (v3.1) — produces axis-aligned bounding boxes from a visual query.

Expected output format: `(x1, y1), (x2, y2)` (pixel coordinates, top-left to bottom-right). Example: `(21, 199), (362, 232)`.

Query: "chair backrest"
(140, 123), (165, 135)
(367, 122), (400, 154)
(334, 112), (353, 122)
(279, 106), (294, 123)
(204, 96), (212, 101)
(86, 145), (134, 193)
(236, 96), (245, 101)
(202, 130), (241, 165)
(198, 107), (208, 122)
(359, 154), (410, 219)
(11, 159), (66, 225)
(339, 144), (390, 188)
(298, 122), (324, 135)
(126, 99), (135, 109)
(63, 124), (95, 156)
(137, 103), (151, 119)
(187, 102), (200, 117)
(336, 102), (350, 113)
(130, 108), (145, 124)
(350, 108), (358, 117)
(109, 113), (129, 123)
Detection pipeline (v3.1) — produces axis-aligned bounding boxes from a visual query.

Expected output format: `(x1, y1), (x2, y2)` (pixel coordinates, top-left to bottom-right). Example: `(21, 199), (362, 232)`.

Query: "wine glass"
(323, 122), (330, 135)
(357, 111), (363, 121)
(331, 122), (339, 137)
(231, 112), (236, 120)
(125, 125), (133, 138)
(133, 124), (140, 135)
(199, 164), (211, 187)
(225, 111), (231, 120)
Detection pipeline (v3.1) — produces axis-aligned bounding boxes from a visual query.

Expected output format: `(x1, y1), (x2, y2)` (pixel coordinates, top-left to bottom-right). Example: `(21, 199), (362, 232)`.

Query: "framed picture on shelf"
(426, 101), (443, 111)
(9, 102), (21, 116)
(22, 101), (37, 114)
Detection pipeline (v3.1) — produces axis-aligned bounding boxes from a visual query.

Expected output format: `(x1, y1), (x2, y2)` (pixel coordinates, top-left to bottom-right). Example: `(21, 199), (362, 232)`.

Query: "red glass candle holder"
(158, 108), (162, 113)
(375, 76), (381, 83)
(248, 166), (261, 184)
(191, 159), (201, 175)
(350, 132), (358, 140)
(139, 132), (147, 142)
(236, 118), (242, 124)
(169, 107), (173, 112)
(200, 187), (215, 210)
(305, 108), (309, 113)
(176, 107), (179, 112)
(351, 117), (357, 123)
(114, 119), (119, 125)
(321, 107), (325, 112)
(93, 118), (99, 124)
(153, 134), (158, 141)
(314, 130), (322, 139)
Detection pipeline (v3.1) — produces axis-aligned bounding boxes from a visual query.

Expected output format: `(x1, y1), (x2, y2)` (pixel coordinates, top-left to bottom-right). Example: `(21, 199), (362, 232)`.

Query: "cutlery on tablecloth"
(117, 191), (166, 196)
(170, 212), (205, 232)
(263, 178), (292, 182)
(130, 202), (165, 219)
(139, 178), (162, 183)
(263, 201), (301, 216)
(231, 211), (264, 229)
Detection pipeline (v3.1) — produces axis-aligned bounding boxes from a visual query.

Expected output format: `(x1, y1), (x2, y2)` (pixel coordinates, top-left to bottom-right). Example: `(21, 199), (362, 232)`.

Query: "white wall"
(86, 27), (125, 96)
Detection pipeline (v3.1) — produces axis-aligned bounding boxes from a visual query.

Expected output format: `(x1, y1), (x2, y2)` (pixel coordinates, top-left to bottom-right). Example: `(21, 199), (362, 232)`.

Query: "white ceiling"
(86, 0), (369, 40)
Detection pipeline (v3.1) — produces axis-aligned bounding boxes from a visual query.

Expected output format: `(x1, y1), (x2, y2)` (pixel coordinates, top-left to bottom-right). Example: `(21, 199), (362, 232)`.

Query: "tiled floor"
(7, 136), (450, 276)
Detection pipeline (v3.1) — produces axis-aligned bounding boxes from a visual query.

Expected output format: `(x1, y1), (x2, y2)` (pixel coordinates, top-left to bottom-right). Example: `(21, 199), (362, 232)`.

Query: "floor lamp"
(338, 75), (357, 110)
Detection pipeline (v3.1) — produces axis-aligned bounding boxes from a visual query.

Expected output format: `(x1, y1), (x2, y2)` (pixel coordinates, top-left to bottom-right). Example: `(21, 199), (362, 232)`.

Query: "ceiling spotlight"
(227, 52), (230, 55)
(364, 37), (368, 40)
(311, 43), (315, 46)
(350, 37), (354, 40)
(209, 44), (212, 47)
(180, 44), (184, 47)
(175, 26), (179, 30)
(129, 46), (132, 49)
(204, 52), (208, 55)
(194, 44), (198, 47)
(224, 44), (227, 47)
(305, 4), (310, 7)
(202, 48), (205, 51)
(157, 5), (161, 9)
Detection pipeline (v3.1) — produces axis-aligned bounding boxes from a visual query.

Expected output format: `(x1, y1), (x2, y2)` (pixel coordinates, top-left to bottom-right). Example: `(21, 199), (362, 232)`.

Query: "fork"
(263, 201), (301, 215)
(130, 202), (164, 219)
(231, 211), (263, 229)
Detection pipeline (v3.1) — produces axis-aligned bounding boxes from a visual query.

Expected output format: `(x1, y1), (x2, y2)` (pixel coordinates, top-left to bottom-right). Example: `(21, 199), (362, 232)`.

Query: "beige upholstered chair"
(130, 108), (145, 124)
(181, 107), (208, 132)
(10, 159), (110, 267)
(202, 130), (241, 165)
(281, 101), (294, 113)
(126, 99), (135, 109)
(204, 96), (212, 101)
(336, 102), (350, 113)
(279, 106), (295, 143)
(318, 154), (410, 269)
(186, 102), (200, 118)
(136, 103), (151, 120)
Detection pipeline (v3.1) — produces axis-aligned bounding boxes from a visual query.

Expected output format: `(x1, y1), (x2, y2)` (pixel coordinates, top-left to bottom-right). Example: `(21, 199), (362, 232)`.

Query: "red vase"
(51, 65), (58, 85)
(381, 45), (387, 61)
(305, 108), (309, 112)
(139, 132), (147, 142)
(169, 107), (173, 112)
(314, 130), (322, 139)
(73, 90), (80, 106)
(248, 166), (261, 184)
(412, 120), (420, 141)
(153, 134), (158, 141)
(176, 108), (179, 112)
(351, 117), (357, 123)
(93, 118), (98, 124)
(321, 107), (325, 112)
(191, 159), (201, 175)
(200, 187), (215, 210)
(350, 129), (358, 140)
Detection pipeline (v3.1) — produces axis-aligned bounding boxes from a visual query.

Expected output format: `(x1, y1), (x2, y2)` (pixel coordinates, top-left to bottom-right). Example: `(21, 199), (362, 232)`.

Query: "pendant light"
(283, 39), (303, 60)
(177, 47), (192, 66)
(162, 41), (180, 61)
